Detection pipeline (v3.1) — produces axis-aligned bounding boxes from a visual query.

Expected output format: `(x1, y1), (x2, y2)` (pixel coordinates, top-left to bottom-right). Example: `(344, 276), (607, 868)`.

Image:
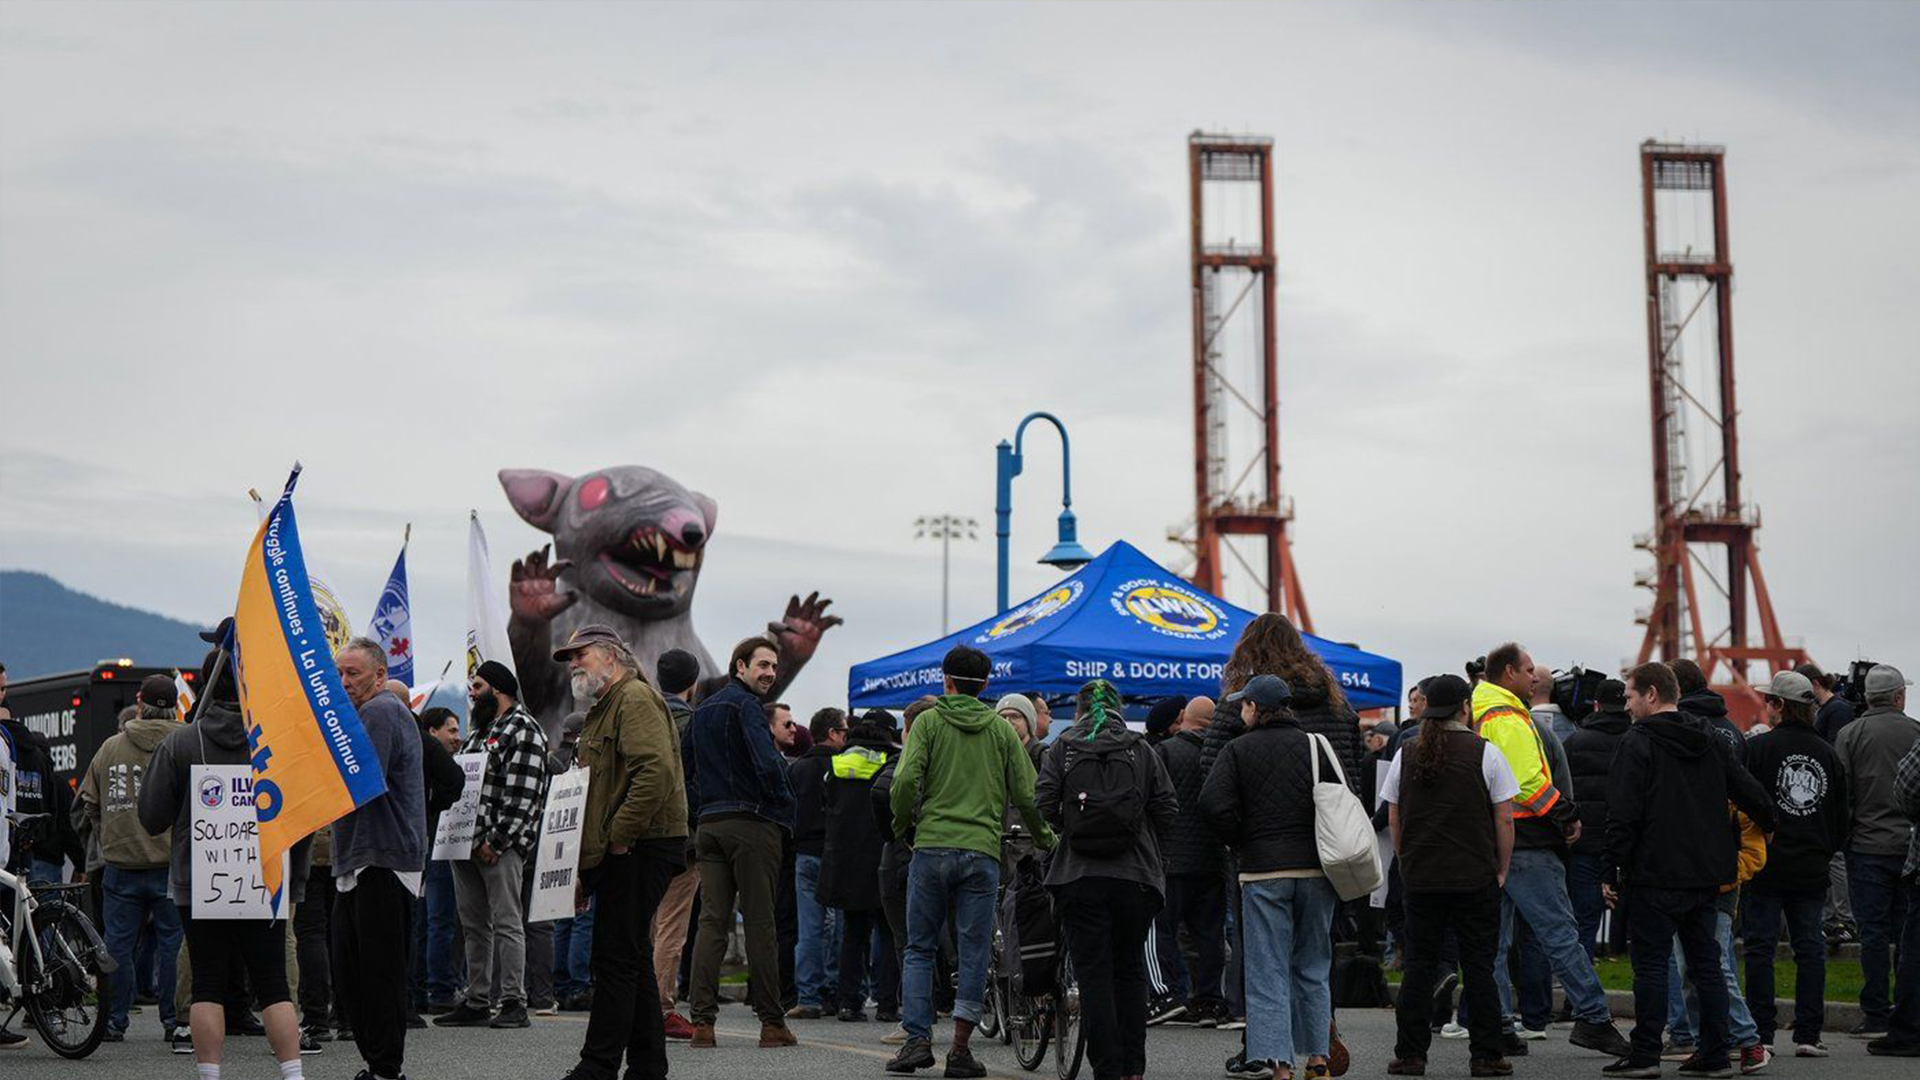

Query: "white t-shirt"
(1379, 737), (1519, 806)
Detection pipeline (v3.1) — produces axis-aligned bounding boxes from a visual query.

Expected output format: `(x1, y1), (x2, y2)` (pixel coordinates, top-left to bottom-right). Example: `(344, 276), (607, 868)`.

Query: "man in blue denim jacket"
(682, 636), (797, 1049)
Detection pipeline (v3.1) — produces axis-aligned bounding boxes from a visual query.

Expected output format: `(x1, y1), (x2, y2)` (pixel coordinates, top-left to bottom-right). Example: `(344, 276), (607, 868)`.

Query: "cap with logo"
(1756, 670), (1817, 705)
(1420, 673), (1472, 719)
(138, 674), (180, 710)
(551, 623), (627, 661)
(1224, 673), (1292, 707)
(1864, 664), (1913, 699)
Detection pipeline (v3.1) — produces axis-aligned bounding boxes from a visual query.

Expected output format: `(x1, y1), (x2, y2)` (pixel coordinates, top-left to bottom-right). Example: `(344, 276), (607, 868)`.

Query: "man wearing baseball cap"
(1834, 664), (1918, 1045)
(81, 673), (184, 1042)
(1742, 672), (1848, 1057)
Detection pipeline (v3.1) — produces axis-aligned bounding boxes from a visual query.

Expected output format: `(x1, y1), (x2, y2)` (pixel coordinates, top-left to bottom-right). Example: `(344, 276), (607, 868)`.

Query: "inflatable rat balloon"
(500, 466), (842, 729)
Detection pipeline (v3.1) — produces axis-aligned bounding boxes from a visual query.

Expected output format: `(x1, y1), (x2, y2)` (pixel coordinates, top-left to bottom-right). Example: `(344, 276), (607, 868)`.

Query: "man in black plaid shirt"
(437, 660), (552, 1030)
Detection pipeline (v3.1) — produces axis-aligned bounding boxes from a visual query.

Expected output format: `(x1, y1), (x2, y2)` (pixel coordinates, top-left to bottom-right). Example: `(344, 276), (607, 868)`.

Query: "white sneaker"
(1794, 1043), (1828, 1058)
(1518, 1026), (1548, 1040)
(1440, 1022), (1469, 1040)
(880, 1024), (910, 1045)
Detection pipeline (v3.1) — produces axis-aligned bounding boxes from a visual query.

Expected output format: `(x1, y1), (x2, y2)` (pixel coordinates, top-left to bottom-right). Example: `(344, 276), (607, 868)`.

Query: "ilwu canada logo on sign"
(1775, 755), (1828, 817)
(1111, 579), (1229, 640)
(198, 775), (225, 809)
(977, 581), (1084, 643)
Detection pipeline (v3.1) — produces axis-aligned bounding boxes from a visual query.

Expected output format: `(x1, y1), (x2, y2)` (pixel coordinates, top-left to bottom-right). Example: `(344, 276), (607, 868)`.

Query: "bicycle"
(1005, 928), (1083, 1080)
(1, 814), (116, 1058)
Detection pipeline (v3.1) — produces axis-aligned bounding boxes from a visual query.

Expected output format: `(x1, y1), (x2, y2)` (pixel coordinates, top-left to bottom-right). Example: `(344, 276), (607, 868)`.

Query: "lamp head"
(1039, 509), (1094, 570)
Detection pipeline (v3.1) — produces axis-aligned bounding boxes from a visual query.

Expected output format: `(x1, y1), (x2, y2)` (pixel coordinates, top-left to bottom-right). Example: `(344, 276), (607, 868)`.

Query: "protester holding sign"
(330, 638), (428, 1080)
(555, 624), (689, 1080)
(139, 645), (309, 1080)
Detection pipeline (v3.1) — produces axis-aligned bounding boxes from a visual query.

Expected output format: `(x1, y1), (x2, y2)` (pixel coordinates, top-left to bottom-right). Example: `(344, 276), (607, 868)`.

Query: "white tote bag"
(1308, 732), (1384, 901)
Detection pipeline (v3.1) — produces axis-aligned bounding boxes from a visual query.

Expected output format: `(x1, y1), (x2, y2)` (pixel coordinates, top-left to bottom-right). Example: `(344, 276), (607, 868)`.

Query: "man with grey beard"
(553, 625), (689, 1080)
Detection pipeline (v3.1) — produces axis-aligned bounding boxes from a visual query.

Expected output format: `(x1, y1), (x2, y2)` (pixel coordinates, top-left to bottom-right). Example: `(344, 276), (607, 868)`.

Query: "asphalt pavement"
(12, 1004), (1919, 1080)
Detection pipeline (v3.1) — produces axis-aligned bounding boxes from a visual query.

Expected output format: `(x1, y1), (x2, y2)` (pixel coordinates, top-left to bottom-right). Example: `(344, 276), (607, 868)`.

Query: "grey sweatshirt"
(332, 691), (427, 879)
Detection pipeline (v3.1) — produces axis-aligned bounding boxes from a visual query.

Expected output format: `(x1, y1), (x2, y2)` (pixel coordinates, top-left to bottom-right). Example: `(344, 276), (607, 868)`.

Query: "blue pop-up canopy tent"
(849, 540), (1401, 711)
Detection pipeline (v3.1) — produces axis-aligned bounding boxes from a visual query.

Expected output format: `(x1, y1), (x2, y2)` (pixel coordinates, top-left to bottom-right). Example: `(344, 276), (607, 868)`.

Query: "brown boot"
(759, 1021), (797, 1048)
(690, 1023), (716, 1048)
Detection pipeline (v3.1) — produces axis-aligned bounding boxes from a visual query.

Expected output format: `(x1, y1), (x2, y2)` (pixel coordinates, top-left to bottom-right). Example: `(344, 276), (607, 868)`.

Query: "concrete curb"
(1600, 987), (1864, 1036)
(1386, 985), (1865, 1036)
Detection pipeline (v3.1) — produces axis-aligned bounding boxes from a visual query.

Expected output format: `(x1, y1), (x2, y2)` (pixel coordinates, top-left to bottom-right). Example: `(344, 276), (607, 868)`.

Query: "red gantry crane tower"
(1634, 140), (1805, 718)
(1173, 132), (1312, 631)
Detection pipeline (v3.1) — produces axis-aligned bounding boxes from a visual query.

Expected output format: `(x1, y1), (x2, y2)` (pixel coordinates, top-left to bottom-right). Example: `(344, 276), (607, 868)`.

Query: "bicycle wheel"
(22, 901), (110, 1059)
(1053, 951), (1085, 1080)
(978, 975), (1002, 1040)
(1009, 980), (1050, 1071)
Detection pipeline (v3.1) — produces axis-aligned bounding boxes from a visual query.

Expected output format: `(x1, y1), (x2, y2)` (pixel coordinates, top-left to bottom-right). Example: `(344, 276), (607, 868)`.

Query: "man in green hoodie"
(886, 646), (1054, 1078)
(80, 674), (183, 1043)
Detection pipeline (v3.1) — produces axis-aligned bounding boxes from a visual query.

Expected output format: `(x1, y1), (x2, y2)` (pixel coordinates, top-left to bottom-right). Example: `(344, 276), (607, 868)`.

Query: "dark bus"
(4, 660), (200, 789)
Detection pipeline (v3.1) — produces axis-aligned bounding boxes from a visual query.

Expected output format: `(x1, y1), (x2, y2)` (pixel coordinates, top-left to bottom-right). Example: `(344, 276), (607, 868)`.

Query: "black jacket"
(1198, 717), (1341, 875)
(1563, 708), (1632, 858)
(819, 736), (893, 911)
(1679, 687), (1748, 766)
(1293, 688), (1365, 798)
(1153, 729), (1225, 876)
(1605, 710), (1775, 891)
(1746, 722), (1848, 892)
(787, 744), (837, 858)
(420, 729), (467, 838)
(1815, 696), (1856, 744)
(0, 718), (84, 874)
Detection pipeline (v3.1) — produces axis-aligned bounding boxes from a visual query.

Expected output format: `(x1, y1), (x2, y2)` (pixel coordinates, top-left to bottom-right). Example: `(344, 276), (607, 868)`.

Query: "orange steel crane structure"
(1173, 132), (1311, 631)
(1634, 140), (1805, 719)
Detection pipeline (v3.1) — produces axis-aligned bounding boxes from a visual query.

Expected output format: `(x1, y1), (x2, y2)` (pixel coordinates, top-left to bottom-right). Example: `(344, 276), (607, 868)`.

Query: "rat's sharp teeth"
(655, 533), (668, 560)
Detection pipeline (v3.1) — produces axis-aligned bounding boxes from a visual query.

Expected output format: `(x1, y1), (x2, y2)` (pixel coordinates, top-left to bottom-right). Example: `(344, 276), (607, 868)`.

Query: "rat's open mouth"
(600, 525), (702, 597)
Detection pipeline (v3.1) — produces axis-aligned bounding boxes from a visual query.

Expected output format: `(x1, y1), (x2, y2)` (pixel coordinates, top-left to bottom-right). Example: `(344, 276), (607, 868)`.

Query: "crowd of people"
(2, 615), (1919, 1080)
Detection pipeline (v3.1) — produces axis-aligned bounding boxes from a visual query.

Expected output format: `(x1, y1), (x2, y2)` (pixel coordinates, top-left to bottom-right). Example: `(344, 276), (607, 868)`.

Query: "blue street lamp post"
(995, 411), (1096, 613)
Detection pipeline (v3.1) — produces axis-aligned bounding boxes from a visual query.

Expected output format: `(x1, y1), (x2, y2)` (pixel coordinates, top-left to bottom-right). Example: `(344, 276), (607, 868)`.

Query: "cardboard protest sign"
(191, 764), (289, 919)
(432, 753), (487, 860)
(527, 768), (588, 923)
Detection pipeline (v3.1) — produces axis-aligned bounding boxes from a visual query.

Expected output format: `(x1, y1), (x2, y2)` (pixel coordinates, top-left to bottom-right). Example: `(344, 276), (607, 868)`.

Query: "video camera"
(1839, 660), (1879, 711)
(1550, 666), (1608, 723)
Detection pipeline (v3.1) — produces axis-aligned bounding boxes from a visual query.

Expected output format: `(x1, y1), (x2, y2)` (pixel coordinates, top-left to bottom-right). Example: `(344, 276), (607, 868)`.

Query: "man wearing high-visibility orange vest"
(1473, 643), (1632, 1059)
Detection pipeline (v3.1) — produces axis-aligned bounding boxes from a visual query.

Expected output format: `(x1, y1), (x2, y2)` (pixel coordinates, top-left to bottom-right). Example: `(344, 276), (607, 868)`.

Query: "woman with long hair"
(1220, 613), (1364, 794)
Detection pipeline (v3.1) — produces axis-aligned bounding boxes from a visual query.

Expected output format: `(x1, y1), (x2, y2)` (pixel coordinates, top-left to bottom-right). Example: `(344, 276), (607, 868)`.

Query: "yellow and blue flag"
(231, 467), (388, 907)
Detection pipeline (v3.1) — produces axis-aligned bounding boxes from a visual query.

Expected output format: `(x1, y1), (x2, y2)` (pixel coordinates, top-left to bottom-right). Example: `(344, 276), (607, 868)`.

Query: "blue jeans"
(421, 857), (460, 1003)
(1241, 876), (1337, 1066)
(794, 853), (841, 1008)
(553, 896), (598, 998)
(103, 866), (181, 1033)
(1568, 852), (1608, 961)
(1667, 908), (1757, 1048)
(1740, 887), (1827, 1046)
(902, 848), (999, 1041)
(1515, 919), (1554, 1029)
(1495, 849), (1610, 1025)
(1848, 850), (1910, 1027)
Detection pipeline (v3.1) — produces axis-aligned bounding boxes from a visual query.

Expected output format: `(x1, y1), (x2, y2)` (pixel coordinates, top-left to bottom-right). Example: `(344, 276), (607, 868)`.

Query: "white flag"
(467, 511), (516, 682)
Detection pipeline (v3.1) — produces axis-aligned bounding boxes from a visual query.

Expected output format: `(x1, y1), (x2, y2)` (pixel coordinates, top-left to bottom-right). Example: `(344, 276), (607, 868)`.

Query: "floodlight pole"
(916, 514), (978, 634)
(995, 411), (1094, 614)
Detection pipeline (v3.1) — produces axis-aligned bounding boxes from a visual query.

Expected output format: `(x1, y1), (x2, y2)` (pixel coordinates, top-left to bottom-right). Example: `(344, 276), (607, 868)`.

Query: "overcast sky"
(3, 1), (1916, 706)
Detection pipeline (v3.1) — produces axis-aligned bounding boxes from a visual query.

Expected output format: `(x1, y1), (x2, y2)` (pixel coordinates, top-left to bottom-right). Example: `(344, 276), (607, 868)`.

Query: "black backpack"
(1058, 738), (1147, 857)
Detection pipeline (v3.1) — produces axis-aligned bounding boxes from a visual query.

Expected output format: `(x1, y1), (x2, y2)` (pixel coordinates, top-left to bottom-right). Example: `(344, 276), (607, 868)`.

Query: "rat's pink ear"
(499, 469), (574, 532)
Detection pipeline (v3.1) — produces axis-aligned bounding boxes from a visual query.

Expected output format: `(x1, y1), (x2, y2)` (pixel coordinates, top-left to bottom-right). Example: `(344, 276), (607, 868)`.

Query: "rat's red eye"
(578, 477), (610, 511)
